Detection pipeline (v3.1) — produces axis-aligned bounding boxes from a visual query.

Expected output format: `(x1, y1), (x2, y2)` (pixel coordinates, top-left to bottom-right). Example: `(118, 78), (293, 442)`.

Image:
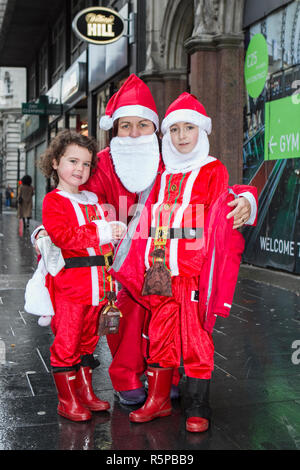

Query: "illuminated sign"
(72, 7), (125, 45)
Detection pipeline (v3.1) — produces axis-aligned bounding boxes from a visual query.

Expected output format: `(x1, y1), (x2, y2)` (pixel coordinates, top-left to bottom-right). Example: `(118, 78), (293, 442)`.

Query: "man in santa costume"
(109, 92), (257, 432)
(34, 74), (257, 406)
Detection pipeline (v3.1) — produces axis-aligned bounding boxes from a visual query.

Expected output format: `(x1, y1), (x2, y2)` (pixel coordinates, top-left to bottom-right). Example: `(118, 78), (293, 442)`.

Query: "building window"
(51, 14), (65, 84)
(28, 63), (36, 101)
(71, 0), (90, 61)
(4, 72), (12, 97)
(38, 42), (48, 95)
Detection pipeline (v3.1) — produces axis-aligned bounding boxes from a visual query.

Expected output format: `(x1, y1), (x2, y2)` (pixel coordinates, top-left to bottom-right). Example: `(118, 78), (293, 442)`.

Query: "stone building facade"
(0, 66), (26, 205)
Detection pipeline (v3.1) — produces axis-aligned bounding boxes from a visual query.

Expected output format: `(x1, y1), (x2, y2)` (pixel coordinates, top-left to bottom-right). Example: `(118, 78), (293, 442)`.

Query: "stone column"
(185, 0), (245, 185)
(141, 70), (187, 125)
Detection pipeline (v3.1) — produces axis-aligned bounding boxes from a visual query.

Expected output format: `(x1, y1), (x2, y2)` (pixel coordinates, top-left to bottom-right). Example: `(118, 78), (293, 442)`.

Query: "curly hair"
(39, 129), (98, 186)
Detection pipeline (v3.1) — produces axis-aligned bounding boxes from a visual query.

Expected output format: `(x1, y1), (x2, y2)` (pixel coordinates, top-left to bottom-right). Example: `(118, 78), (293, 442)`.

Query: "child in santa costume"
(39, 129), (126, 422)
(109, 92), (258, 432)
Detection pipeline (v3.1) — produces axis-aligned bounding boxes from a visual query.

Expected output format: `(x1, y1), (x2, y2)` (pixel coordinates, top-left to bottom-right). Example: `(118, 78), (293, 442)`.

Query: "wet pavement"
(0, 208), (300, 452)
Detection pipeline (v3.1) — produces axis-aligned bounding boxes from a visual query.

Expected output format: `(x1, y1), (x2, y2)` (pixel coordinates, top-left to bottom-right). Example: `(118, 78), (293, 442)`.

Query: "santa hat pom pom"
(99, 115), (113, 130)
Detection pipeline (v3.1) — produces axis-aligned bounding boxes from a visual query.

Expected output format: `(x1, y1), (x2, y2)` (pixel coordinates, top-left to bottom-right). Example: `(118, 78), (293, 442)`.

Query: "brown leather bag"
(142, 249), (173, 297)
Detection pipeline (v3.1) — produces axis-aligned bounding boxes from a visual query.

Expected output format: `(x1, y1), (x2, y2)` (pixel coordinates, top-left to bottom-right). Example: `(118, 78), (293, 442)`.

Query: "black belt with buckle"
(150, 227), (203, 240)
(64, 255), (113, 269)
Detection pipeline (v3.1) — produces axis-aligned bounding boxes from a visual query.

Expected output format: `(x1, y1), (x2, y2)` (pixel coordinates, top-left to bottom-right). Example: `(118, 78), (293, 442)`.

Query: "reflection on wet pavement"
(0, 211), (299, 451)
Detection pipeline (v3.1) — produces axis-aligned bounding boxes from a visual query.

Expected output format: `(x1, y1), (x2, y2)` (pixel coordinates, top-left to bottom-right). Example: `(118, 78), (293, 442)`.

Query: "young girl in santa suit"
(111, 93), (257, 432)
(39, 130), (126, 422)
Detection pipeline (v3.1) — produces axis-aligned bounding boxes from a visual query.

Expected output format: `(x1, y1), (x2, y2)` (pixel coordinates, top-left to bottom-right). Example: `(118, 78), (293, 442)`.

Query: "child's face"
(169, 122), (199, 154)
(52, 144), (92, 193)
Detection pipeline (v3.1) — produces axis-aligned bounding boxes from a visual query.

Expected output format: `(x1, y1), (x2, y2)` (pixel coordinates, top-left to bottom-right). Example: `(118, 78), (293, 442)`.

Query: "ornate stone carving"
(193, 0), (221, 36)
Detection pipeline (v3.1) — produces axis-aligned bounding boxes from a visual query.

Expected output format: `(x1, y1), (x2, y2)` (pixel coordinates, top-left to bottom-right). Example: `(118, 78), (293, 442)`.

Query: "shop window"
(97, 87), (111, 149)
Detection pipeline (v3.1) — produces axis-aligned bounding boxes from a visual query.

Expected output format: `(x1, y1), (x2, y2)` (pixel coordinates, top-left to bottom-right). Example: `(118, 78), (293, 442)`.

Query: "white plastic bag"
(36, 236), (65, 276)
(24, 259), (55, 317)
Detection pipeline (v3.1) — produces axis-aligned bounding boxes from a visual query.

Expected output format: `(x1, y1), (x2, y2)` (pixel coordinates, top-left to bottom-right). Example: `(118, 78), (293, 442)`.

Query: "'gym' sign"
(72, 7), (125, 45)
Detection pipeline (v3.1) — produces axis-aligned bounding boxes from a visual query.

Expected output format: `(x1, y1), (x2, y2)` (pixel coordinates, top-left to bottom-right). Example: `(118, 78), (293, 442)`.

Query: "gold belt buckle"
(103, 251), (113, 269)
(154, 226), (168, 246)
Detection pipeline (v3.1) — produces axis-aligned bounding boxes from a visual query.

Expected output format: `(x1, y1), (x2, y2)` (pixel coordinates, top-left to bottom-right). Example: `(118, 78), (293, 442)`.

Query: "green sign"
(22, 102), (62, 116)
(22, 102), (46, 115)
(264, 96), (300, 160)
(244, 33), (269, 98)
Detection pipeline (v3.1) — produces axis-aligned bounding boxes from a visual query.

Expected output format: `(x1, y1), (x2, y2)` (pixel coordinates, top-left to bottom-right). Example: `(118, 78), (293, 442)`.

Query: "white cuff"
(108, 221), (127, 232)
(92, 220), (112, 245)
(31, 225), (44, 245)
(36, 236), (65, 276)
(238, 192), (257, 226)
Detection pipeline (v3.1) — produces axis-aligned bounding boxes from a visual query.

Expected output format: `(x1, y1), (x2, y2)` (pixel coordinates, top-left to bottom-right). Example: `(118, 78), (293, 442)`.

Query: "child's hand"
(109, 222), (127, 241)
(34, 229), (48, 255)
(227, 197), (251, 229)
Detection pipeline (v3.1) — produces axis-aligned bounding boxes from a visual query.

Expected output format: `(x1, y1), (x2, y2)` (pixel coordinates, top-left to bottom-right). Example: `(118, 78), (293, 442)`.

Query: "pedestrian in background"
(17, 175), (34, 227)
(5, 185), (13, 207)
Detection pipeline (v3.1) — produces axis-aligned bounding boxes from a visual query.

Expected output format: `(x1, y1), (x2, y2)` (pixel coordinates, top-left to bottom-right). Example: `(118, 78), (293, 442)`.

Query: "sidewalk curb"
(239, 263), (300, 296)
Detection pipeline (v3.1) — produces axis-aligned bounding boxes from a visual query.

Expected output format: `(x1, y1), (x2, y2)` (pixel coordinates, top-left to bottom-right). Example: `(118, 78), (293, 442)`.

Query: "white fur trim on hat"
(99, 115), (113, 130)
(112, 105), (159, 130)
(161, 109), (212, 135)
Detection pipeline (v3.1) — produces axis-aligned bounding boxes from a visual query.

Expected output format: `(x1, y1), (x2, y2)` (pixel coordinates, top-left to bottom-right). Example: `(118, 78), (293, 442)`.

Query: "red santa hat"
(161, 92), (212, 135)
(99, 74), (159, 131)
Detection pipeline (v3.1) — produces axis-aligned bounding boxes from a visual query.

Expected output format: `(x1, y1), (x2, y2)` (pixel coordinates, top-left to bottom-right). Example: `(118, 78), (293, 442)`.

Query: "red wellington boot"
(75, 366), (110, 411)
(184, 377), (211, 433)
(186, 417), (209, 433)
(52, 370), (92, 422)
(129, 366), (173, 423)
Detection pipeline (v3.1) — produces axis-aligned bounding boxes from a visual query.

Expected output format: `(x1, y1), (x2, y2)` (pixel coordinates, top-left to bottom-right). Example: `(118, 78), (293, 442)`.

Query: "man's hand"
(226, 197), (251, 229)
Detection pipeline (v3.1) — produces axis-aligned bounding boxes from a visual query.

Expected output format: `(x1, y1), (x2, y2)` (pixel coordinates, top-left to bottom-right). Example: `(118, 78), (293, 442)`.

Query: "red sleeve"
(231, 184), (258, 201)
(206, 161), (229, 208)
(42, 192), (100, 250)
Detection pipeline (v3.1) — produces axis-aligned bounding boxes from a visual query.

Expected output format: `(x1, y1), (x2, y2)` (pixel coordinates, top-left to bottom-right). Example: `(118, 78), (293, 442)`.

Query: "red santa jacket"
(199, 189), (246, 333)
(109, 158), (257, 332)
(42, 189), (114, 305)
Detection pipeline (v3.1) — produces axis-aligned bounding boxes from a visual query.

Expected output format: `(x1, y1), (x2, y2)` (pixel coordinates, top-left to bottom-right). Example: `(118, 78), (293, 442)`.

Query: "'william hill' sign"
(72, 7), (125, 45)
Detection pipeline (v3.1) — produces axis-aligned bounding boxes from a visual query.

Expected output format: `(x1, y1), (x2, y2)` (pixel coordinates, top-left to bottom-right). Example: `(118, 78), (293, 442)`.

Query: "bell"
(98, 300), (122, 336)
(142, 249), (172, 297)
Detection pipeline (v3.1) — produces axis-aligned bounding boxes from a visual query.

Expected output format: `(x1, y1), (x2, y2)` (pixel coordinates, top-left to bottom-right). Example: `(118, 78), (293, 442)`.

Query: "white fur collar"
(56, 189), (98, 205)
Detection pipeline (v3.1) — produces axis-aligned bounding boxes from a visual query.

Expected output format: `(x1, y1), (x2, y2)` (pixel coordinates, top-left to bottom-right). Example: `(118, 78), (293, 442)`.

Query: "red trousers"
(50, 295), (104, 368)
(107, 288), (181, 391)
(147, 276), (214, 379)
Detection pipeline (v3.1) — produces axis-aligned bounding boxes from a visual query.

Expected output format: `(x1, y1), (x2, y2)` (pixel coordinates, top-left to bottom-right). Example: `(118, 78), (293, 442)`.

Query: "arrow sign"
(264, 96), (300, 160)
(269, 135), (278, 154)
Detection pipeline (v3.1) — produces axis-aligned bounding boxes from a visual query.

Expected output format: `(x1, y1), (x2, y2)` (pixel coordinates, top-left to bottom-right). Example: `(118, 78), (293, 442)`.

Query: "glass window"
(51, 14), (65, 84)
(71, 0), (89, 61)
(38, 42), (48, 94)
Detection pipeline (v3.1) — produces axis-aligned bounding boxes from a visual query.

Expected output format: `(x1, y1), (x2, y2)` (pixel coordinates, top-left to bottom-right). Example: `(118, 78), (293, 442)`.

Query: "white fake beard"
(110, 133), (160, 193)
(162, 129), (210, 173)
